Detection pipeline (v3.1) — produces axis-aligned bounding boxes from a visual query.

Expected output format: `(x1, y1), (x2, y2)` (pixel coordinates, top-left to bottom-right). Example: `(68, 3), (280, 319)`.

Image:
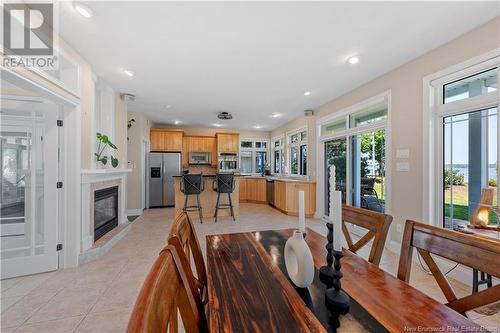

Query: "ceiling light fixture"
(253, 125), (263, 129)
(347, 56), (360, 65)
(270, 113), (282, 118)
(212, 123), (223, 127)
(303, 91), (311, 96)
(174, 120), (180, 125)
(72, 2), (93, 18)
(122, 69), (135, 77)
(165, 105), (172, 109)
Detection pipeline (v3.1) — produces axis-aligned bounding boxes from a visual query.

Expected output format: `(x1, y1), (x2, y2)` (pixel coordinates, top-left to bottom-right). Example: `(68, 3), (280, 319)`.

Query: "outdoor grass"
(444, 185), (498, 225)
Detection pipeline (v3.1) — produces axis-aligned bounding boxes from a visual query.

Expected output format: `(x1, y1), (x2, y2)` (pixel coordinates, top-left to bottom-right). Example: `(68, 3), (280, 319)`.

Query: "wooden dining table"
(206, 228), (485, 333)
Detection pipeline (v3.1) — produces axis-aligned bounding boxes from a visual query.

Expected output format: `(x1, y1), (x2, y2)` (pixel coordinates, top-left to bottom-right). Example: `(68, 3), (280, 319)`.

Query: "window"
(272, 137), (284, 174)
(349, 102), (388, 128)
(321, 118), (346, 136)
(443, 67), (498, 104)
(240, 139), (270, 174)
(288, 129), (307, 176)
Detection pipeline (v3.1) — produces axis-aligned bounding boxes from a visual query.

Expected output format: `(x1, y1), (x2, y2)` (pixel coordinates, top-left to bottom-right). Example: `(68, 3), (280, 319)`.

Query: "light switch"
(396, 162), (410, 172)
(396, 149), (410, 159)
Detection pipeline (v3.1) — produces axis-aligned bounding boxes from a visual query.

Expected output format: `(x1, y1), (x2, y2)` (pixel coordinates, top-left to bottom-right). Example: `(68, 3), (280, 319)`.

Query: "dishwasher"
(266, 179), (275, 206)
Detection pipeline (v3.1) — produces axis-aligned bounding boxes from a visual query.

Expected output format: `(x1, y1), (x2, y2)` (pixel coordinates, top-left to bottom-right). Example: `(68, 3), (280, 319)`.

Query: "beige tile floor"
(1, 203), (499, 332)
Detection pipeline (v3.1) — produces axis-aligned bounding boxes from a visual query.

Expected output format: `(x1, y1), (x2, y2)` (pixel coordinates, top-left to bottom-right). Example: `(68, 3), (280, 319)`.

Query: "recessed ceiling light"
(253, 125), (263, 129)
(212, 123), (223, 127)
(165, 105), (172, 109)
(303, 91), (311, 96)
(270, 113), (282, 118)
(72, 2), (93, 18)
(347, 56), (359, 65)
(122, 69), (135, 77)
(174, 120), (180, 125)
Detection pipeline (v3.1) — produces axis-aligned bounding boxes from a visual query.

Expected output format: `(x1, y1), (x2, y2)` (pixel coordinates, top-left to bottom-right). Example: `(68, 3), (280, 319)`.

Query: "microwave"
(189, 152), (211, 165)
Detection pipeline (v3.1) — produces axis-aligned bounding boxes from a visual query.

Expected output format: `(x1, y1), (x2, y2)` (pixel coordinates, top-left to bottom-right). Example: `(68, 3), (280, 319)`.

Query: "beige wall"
(126, 112), (151, 211)
(114, 94), (128, 167)
(277, 17), (499, 244)
(271, 115), (317, 180)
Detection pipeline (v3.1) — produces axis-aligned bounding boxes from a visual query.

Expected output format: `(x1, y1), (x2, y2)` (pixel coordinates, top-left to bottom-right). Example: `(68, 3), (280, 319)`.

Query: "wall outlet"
(396, 224), (402, 233)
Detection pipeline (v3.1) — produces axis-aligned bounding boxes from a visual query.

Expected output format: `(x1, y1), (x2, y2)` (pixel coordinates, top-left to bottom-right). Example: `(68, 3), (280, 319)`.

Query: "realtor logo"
(2, 2), (57, 69)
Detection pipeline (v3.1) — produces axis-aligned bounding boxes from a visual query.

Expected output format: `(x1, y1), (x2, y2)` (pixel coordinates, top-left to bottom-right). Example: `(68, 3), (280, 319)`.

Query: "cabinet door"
(256, 179), (267, 202)
(286, 183), (315, 215)
(150, 130), (164, 151)
(274, 181), (286, 210)
(239, 179), (247, 201)
(247, 179), (257, 201)
(165, 131), (183, 151)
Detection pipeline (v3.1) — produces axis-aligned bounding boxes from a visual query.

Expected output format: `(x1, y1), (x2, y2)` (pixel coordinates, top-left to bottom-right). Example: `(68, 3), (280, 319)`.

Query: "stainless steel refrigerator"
(147, 152), (181, 207)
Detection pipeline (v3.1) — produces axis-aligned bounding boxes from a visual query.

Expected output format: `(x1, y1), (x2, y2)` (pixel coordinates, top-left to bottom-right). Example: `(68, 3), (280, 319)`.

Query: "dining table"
(206, 228), (485, 333)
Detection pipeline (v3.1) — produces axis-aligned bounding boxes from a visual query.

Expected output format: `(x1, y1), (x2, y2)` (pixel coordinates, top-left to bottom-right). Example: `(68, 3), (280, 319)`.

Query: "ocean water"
(451, 166), (497, 181)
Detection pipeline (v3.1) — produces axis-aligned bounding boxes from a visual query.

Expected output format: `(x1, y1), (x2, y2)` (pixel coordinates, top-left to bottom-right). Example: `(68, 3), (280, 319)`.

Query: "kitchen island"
(173, 175), (240, 219)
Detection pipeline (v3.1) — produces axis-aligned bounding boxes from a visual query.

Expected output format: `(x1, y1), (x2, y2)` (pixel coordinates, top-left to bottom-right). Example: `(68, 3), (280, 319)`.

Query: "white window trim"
(423, 48), (500, 227)
(240, 138), (270, 175)
(315, 90), (392, 219)
(271, 135), (285, 175)
(286, 127), (308, 177)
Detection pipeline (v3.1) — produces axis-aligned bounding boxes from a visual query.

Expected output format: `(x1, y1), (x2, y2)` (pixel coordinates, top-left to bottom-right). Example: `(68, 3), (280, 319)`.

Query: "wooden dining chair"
(341, 205), (393, 266)
(127, 244), (206, 333)
(397, 220), (500, 316)
(168, 212), (207, 303)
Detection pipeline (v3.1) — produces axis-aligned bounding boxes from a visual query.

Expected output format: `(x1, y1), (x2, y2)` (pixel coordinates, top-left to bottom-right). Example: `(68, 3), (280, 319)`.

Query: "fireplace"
(94, 186), (119, 241)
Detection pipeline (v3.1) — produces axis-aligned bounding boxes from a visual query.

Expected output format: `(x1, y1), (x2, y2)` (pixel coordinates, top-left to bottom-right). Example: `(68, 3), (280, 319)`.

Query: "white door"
(1, 100), (59, 279)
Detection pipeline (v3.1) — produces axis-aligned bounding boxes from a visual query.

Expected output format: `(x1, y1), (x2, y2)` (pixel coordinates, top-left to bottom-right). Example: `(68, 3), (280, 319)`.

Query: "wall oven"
(218, 153), (239, 172)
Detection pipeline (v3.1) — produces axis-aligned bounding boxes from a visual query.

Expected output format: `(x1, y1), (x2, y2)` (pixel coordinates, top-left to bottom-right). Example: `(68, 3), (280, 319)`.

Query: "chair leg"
(472, 269), (479, 293)
(214, 192), (220, 222)
(196, 194), (203, 224)
(228, 193), (235, 221)
(183, 194), (188, 212)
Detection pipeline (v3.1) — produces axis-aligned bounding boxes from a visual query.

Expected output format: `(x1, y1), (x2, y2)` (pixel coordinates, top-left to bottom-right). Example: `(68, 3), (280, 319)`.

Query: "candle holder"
(319, 222), (334, 285)
(325, 250), (350, 313)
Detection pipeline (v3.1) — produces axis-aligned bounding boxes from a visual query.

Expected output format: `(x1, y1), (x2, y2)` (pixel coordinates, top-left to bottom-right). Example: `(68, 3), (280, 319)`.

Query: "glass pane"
(41, 53), (80, 94)
(255, 152), (267, 174)
(349, 103), (388, 128)
(240, 151), (252, 173)
(351, 130), (386, 213)
(442, 108), (498, 228)
(444, 68), (498, 104)
(290, 147), (298, 174)
(301, 131), (307, 141)
(325, 138), (347, 215)
(274, 139), (282, 148)
(274, 150), (281, 173)
(300, 145), (307, 176)
(321, 119), (346, 136)
(290, 134), (299, 144)
(255, 141), (267, 149)
(241, 141), (253, 148)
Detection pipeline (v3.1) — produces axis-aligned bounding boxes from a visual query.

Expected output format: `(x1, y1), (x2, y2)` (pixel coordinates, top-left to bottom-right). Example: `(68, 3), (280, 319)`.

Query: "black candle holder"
(325, 250), (350, 313)
(319, 222), (334, 285)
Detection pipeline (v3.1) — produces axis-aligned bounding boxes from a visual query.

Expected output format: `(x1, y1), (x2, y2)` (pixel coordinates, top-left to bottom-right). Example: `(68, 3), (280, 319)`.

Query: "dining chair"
(341, 205), (393, 266)
(127, 244), (206, 333)
(397, 220), (500, 316)
(168, 212), (207, 304)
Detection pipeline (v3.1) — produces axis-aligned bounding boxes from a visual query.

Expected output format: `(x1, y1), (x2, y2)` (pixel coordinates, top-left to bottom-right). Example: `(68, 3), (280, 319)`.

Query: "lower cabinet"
(274, 181), (316, 217)
(239, 178), (266, 203)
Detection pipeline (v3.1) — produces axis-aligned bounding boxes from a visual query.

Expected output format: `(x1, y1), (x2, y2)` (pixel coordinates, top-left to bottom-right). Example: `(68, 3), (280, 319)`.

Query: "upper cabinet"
(216, 133), (240, 153)
(150, 129), (183, 152)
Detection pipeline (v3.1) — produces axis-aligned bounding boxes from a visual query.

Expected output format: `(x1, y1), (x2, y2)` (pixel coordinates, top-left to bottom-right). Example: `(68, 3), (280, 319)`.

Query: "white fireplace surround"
(80, 169), (131, 257)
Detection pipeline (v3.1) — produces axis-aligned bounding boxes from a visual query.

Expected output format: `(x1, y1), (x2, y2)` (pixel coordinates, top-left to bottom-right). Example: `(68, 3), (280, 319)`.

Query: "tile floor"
(1, 203), (499, 332)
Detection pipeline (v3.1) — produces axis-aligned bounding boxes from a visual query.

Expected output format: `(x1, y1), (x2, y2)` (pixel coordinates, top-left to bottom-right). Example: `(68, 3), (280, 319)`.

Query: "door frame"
(422, 49), (500, 227)
(1, 65), (81, 270)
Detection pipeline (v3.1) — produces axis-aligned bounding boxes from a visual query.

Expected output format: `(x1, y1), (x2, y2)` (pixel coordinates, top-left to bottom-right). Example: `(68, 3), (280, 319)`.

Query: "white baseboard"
(127, 209), (143, 216)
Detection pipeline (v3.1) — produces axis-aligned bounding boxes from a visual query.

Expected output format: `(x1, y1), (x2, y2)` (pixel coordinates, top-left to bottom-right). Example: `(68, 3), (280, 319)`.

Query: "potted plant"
(95, 132), (119, 168)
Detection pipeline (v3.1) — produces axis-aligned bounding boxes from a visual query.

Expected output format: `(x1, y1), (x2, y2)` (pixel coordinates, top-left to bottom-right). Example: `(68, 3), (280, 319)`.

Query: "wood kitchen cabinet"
(182, 136), (217, 167)
(216, 133), (240, 153)
(239, 178), (266, 203)
(274, 180), (316, 217)
(150, 129), (183, 152)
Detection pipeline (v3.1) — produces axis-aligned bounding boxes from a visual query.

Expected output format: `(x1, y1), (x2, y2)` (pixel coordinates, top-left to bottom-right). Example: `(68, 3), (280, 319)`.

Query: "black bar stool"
(180, 173), (204, 223)
(213, 173), (235, 222)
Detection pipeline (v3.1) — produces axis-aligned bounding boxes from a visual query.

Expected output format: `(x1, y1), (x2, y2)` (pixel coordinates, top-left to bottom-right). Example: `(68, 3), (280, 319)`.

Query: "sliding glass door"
(443, 107), (498, 228)
(324, 138), (347, 215)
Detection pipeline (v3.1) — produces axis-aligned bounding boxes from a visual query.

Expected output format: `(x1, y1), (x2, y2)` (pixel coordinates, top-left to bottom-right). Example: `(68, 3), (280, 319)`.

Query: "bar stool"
(213, 173), (235, 222)
(180, 173), (204, 223)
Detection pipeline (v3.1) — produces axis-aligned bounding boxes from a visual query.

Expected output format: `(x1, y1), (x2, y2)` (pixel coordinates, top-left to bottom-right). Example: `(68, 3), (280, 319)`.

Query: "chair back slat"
(168, 212), (207, 297)
(181, 174), (204, 195)
(215, 173), (235, 193)
(397, 220), (500, 315)
(127, 245), (204, 333)
(341, 205), (393, 266)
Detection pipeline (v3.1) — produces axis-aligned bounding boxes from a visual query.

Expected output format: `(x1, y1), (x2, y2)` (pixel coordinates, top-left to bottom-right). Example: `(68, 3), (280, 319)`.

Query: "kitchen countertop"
(172, 174), (243, 177)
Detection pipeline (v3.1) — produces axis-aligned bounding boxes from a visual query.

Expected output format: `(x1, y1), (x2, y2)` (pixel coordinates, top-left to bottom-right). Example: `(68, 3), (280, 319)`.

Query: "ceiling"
(58, 2), (499, 131)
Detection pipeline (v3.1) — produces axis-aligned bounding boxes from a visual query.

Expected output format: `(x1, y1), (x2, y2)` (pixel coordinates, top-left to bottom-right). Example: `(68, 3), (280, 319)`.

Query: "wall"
(271, 115), (317, 180)
(127, 112), (151, 212)
(297, 17), (499, 244)
(114, 94), (128, 168)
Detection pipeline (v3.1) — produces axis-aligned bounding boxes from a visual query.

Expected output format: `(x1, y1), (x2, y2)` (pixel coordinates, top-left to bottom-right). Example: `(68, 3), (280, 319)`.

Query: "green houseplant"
(95, 132), (119, 168)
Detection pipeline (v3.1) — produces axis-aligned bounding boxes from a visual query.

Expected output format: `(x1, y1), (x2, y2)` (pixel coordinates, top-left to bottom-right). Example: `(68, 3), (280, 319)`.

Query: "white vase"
(284, 230), (314, 288)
